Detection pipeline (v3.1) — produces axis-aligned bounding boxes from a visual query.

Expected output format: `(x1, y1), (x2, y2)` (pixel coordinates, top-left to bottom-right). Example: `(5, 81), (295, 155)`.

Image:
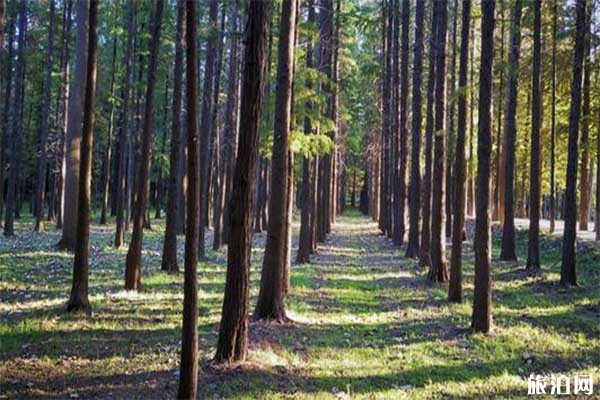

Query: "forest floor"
(0, 210), (599, 399)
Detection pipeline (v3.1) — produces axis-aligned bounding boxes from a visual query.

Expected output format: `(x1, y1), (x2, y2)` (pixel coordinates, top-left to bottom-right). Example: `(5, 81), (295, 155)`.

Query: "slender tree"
(471, 0), (495, 334)
(549, 0), (557, 233)
(34, 0), (56, 232)
(4, 0), (26, 237)
(561, 0), (587, 287)
(527, 0), (542, 270)
(124, 0), (164, 291)
(578, 7), (592, 232)
(255, 0), (297, 321)
(215, 0), (272, 363)
(58, 0), (88, 250)
(0, 18), (14, 227)
(428, 0), (448, 283)
(66, 0), (98, 312)
(161, 0), (185, 273)
(499, 0), (522, 262)
(114, 0), (135, 248)
(448, 0), (471, 303)
(177, 2), (199, 396)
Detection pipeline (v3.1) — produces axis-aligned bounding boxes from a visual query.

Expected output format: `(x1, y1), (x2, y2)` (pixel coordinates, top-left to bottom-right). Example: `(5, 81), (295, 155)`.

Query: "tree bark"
(34, 0), (56, 232)
(67, 0), (98, 312)
(561, 0), (587, 287)
(114, 0), (135, 248)
(59, 0), (88, 250)
(215, 0), (272, 364)
(0, 18), (14, 229)
(578, 7), (592, 232)
(471, 0), (495, 334)
(405, 0), (425, 258)
(428, 0), (448, 283)
(499, 0), (522, 262)
(448, 0), (471, 304)
(550, 0), (557, 234)
(124, 0), (164, 291)
(161, 0), (185, 273)
(177, 2), (199, 396)
(255, 0), (297, 321)
(527, 0), (542, 270)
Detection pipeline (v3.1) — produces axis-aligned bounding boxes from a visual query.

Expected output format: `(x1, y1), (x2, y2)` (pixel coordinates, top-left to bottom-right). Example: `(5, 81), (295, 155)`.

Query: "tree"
(419, 0), (438, 268)
(4, 0), (26, 237)
(161, 0), (185, 273)
(405, 0), (425, 259)
(255, 0), (297, 321)
(448, 0), (471, 304)
(561, 0), (587, 287)
(0, 0), (4, 43)
(215, 0), (272, 363)
(499, 0), (522, 262)
(59, 0), (88, 250)
(0, 16), (14, 228)
(428, 0), (448, 283)
(66, 0), (98, 312)
(471, 0), (495, 334)
(124, 0), (164, 291)
(526, 0), (542, 270)
(114, 0), (135, 248)
(550, 0), (557, 234)
(34, 0), (56, 232)
(177, 1), (199, 396)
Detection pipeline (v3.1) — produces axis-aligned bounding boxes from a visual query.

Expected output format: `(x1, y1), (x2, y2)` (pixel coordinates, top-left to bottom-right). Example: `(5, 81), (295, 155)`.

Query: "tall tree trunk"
(428, 0), (448, 283)
(114, 0), (135, 248)
(66, 0), (98, 312)
(297, 0), (316, 264)
(467, 21), (475, 217)
(162, 0), (185, 273)
(99, 37), (118, 225)
(124, 0), (164, 291)
(0, 19), (14, 228)
(197, 0), (218, 259)
(578, 8), (591, 232)
(550, 0), (557, 233)
(177, 2), (199, 397)
(255, 0), (297, 321)
(419, 0), (438, 268)
(405, 0), (425, 258)
(448, 0), (471, 304)
(527, 0), (542, 270)
(499, 0), (522, 262)
(215, 0), (272, 364)
(471, 0), (495, 334)
(4, 0), (26, 237)
(596, 91), (600, 240)
(34, 0), (56, 232)
(59, 0), (88, 250)
(561, 0), (587, 287)
(493, 1), (505, 223)
(379, 0), (392, 236)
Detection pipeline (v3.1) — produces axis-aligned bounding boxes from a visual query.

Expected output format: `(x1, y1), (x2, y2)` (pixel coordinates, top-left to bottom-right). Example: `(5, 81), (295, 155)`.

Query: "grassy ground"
(0, 210), (599, 399)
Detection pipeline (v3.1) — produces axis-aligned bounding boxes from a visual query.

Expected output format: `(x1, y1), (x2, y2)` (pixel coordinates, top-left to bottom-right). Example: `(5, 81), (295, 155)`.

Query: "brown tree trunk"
(493, 1), (506, 224)
(448, 0), (471, 304)
(215, 0), (272, 364)
(578, 8), (591, 232)
(0, 19), (14, 229)
(561, 0), (587, 287)
(527, 0), (542, 270)
(177, 2), (199, 396)
(419, 0), (438, 268)
(66, 0), (98, 312)
(124, 0), (164, 291)
(428, 0), (448, 283)
(34, 0), (56, 232)
(499, 0), (522, 262)
(3, 0), (26, 237)
(161, 0), (185, 273)
(114, 0), (135, 248)
(379, 1), (392, 236)
(405, 0), (425, 258)
(471, 0), (495, 334)
(255, 0), (297, 321)
(99, 37), (117, 225)
(466, 22), (476, 218)
(550, 0), (557, 234)
(59, 0), (88, 250)
(445, 0), (458, 238)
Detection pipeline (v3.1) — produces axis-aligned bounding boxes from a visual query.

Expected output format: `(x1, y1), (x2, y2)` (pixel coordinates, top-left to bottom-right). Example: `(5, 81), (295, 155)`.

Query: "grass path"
(1, 211), (599, 399)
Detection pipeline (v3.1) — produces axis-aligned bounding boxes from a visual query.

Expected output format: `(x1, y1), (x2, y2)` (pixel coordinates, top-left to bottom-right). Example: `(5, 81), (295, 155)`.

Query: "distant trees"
(67, 0), (98, 312)
(561, 0), (587, 287)
(215, 0), (272, 363)
(471, 0), (495, 334)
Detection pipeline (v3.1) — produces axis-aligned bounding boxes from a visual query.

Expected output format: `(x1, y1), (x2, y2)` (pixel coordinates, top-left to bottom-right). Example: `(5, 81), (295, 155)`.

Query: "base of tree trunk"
(66, 299), (90, 313)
